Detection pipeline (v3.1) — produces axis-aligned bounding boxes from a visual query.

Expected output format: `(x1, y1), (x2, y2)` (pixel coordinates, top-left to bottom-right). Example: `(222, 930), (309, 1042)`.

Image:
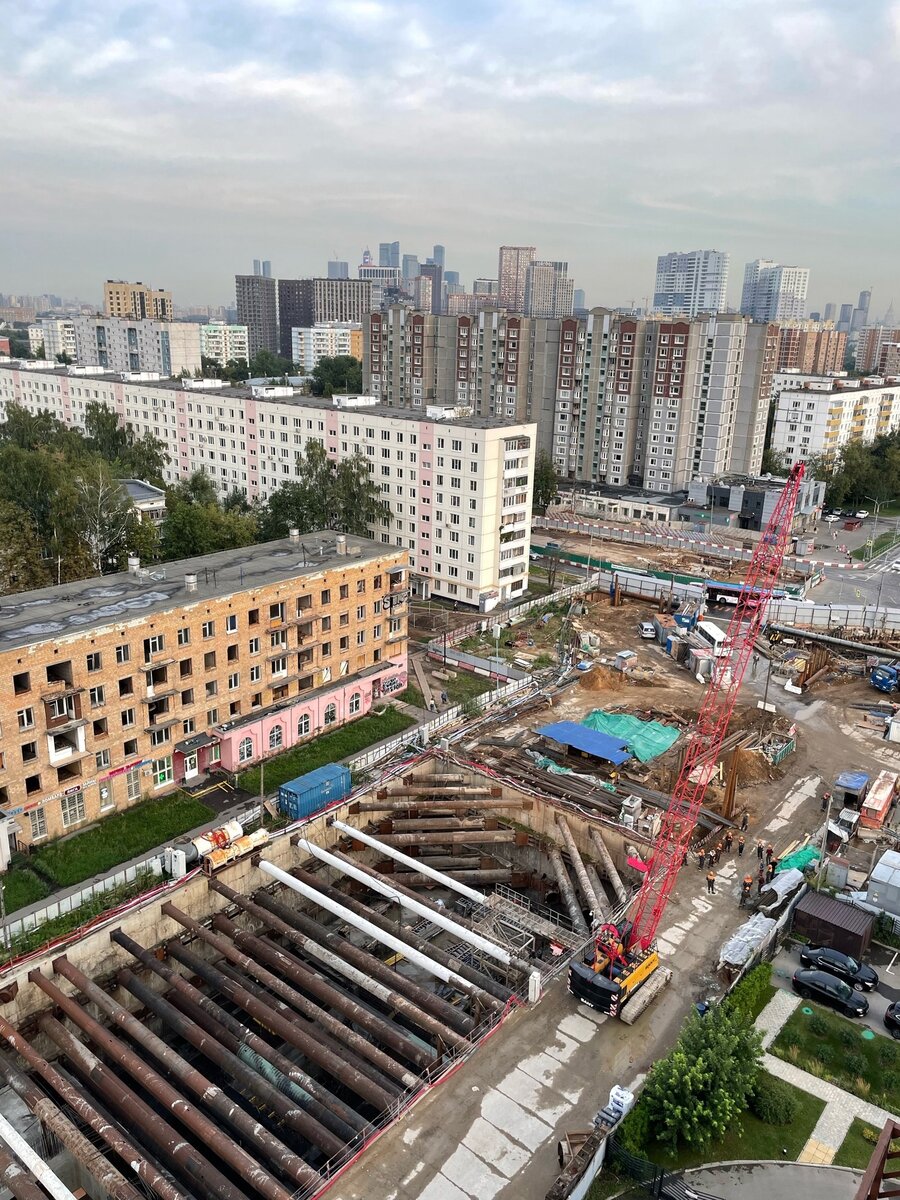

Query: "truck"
(860, 770), (898, 830)
(871, 663), (900, 694)
(826, 807), (860, 852)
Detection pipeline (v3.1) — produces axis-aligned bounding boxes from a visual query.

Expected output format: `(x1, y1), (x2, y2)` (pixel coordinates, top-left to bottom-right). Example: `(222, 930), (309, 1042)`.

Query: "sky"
(2, 0), (898, 314)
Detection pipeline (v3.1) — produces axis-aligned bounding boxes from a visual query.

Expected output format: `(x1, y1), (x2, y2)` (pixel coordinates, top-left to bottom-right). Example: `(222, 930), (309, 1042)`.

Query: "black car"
(792, 968), (869, 1017)
(884, 1001), (900, 1039)
(799, 945), (879, 992)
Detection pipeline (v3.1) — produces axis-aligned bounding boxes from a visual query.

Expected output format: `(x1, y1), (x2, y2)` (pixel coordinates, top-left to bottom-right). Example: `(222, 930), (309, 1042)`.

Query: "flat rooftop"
(560, 481), (687, 508)
(0, 362), (532, 430)
(0, 533), (403, 652)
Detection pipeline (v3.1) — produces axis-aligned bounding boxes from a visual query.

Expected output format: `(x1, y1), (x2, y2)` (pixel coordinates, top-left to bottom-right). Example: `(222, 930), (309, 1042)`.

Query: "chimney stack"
(185, 573), (198, 593)
(336, 535), (347, 556)
(288, 527), (300, 543)
(127, 556), (141, 575)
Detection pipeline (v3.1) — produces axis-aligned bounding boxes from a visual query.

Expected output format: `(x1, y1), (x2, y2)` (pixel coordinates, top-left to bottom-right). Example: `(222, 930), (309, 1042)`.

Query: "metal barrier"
(606, 1136), (723, 1200)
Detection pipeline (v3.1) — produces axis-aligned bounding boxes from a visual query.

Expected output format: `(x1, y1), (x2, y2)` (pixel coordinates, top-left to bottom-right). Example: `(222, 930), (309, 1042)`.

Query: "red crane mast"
(626, 462), (806, 952)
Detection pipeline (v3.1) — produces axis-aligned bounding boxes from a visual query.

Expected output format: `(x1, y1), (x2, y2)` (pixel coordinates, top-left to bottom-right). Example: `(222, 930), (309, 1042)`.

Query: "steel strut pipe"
(116, 970), (347, 1160)
(210, 880), (472, 1043)
(555, 816), (604, 922)
(354, 798), (530, 812)
(109, 929), (362, 1143)
(162, 902), (419, 1089)
(211, 913), (434, 1070)
(163, 937), (394, 1112)
(397, 869), (516, 887)
(324, 845), (536, 977)
(386, 786), (495, 795)
(39, 1015), (241, 1200)
(0, 1143), (52, 1200)
(0, 1110), (76, 1200)
(586, 864), (611, 921)
(259, 860), (480, 1003)
(0, 1051), (144, 1200)
(589, 827), (628, 906)
(360, 829), (517, 847)
(292, 841), (514, 978)
(50, 956), (321, 1196)
(208, 956), (404, 1098)
(290, 866), (512, 1006)
(382, 818), (487, 832)
(0, 1015), (189, 1200)
(29, 969), (295, 1200)
(548, 847), (588, 934)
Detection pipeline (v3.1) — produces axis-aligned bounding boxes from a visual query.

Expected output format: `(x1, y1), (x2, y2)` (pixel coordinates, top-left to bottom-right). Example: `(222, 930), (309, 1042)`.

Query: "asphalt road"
(770, 943), (900, 1038)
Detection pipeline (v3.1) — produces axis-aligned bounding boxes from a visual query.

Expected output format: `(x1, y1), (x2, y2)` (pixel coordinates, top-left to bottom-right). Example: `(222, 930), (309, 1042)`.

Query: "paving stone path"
(754, 990), (897, 1164)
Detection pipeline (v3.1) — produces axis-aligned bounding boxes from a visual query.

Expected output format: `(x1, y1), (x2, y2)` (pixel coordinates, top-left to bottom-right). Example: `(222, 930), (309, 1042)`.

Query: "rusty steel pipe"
(242, 883), (475, 1037)
(385, 786), (496, 796)
(0, 1051), (143, 1200)
(0, 1015), (188, 1200)
(381, 818), (488, 832)
(29, 969), (295, 1200)
(290, 867), (510, 1007)
(51, 956), (321, 1196)
(211, 913), (434, 1070)
(556, 815), (604, 923)
(117, 970), (347, 1160)
(164, 939), (394, 1111)
(208, 880), (471, 1044)
(548, 847), (588, 934)
(39, 1015), (241, 1200)
(589, 827), (628, 907)
(0, 1143), (51, 1200)
(394, 869), (516, 886)
(365, 829), (517, 847)
(354, 798), (529, 812)
(162, 903), (419, 1089)
(110, 929), (362, 1142)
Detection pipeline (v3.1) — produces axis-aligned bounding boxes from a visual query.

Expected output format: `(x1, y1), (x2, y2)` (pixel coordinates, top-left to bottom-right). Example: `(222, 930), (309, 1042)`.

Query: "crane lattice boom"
(626, 462), (806, 951)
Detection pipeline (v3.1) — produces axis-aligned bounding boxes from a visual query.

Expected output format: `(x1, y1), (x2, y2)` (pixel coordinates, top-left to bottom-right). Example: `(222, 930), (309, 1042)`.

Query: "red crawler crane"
(569, 462), (805, 1016)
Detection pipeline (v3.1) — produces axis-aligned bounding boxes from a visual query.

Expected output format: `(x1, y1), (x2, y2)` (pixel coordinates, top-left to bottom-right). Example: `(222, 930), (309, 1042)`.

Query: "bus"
(705, 579), (791, 607)
(695, 620), (727, 657)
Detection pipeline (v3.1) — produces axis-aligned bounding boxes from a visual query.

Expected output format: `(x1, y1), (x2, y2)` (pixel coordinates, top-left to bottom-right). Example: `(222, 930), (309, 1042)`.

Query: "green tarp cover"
(531, 754), (618, 792)
(580, 711), (680, 763)
(775, 846), (820, 874)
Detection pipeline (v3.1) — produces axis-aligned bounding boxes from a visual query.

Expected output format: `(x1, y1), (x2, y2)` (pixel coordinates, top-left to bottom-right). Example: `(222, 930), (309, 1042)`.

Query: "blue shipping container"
(277, 763), (352, 821)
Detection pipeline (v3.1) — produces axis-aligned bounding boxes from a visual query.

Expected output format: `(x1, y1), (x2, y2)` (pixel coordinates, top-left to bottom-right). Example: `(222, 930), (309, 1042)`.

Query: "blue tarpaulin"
(537, 721), (632, 765)
(836, 771), (869, 793)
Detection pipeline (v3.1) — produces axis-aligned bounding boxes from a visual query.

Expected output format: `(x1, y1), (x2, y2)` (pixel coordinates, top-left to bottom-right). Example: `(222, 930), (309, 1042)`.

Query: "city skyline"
(2, 1), (897, 311)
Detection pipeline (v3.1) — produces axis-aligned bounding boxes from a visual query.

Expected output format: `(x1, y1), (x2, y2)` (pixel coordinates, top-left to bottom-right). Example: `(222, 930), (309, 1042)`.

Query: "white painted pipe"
(259, 860), (476, 993)
(0, 1111), (78, 1200)
(330, 818), (486, 904)
(295, 837), (514, 968)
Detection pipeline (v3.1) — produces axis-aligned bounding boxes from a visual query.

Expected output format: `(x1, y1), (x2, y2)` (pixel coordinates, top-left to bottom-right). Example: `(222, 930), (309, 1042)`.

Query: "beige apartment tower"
(103, 280), (173, 321)
(497, 246), (535, 313)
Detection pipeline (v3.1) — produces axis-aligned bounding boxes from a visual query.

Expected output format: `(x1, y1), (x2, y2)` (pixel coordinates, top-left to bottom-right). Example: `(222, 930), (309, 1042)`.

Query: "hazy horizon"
(3, 0), (898, 315)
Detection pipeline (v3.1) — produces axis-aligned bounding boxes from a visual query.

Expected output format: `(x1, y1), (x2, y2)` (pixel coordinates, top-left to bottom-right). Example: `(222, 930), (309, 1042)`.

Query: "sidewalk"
(754, 990), (897, 1164)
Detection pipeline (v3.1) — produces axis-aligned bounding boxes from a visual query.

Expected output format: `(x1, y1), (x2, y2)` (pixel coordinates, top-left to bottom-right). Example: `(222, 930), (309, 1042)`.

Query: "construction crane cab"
(567, 923), (667, 1021)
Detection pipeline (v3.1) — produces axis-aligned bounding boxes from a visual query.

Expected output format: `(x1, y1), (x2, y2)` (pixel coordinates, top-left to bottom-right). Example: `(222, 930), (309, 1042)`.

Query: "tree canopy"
(310, 355), (363, 397)
(250, 349), (296, 380)
(532, 449), (559, 514)
(258, 442), (390, 539)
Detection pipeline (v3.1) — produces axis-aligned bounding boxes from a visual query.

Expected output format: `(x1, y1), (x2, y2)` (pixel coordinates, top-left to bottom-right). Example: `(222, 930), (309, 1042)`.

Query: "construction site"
(1, 464), (898, 1200)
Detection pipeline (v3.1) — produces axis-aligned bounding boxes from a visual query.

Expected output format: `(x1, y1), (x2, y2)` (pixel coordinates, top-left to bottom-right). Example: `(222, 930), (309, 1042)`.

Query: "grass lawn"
(770, 1000), (900, 1111)
(640, 1076), (825, 1171)
(1, 868), (50, 914)
(238, 707), (417, 796)
(748, 982), (779, 1021)
(32, 793), (214, 887)
(443, 671), (493, 705)
(396, 682), (425, 708)
(834, 1118), (881, 1169)
(852, 531), (900, 560)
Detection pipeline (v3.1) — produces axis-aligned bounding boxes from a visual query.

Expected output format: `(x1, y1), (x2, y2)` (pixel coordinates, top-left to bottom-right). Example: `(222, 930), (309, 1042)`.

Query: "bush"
(845, 1054), (866, 1078)
(840, 1028), (857, 1050)
(815, 1046), (833, 1067)
(863, 1125), (881, 1144)
(749, 1076), (800, 1126)
(616, 1101), (652, 1155)
(808, 1014), (829, 1036)
(726, 962), (773, 1022)
(878, 1041), (899, 1066)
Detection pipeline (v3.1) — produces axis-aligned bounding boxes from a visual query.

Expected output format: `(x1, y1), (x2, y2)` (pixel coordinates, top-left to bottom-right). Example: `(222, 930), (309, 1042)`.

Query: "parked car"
(798, 945), (879, 991)
(791, 968), (869, 1017)
(638, 621), (656, 639)
(824, 514), (841, 524)
(884, 1001), (900, 1038)
(856, 510), (870, 519)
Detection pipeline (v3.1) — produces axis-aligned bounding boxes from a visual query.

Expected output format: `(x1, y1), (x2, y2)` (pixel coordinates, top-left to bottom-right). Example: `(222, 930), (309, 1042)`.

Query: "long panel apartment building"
(0, 535), (408, 848)
(0, 363), (535, 607)
(770, 374), (900, 460)
(363, 307), (777, 491)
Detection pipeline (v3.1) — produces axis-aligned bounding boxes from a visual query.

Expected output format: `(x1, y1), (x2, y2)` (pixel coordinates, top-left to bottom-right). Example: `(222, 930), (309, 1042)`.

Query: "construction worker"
(766, 843), (774, 863)
(740, 810), (749, 832)
(714, 842), (723, 865)
(757, 868), (765, 894)
(697, 848), (706, 870)
(706, 870), (716, 895)
(767, 858), (778, 882)
(740, 874), (753, 907)
(738, 835), (746, 857)
(724, 830), (734, 852)
(756, 839), (765, 860)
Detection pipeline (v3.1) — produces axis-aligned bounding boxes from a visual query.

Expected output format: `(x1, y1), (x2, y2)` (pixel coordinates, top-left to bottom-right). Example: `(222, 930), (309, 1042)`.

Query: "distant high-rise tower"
(235, 274), (278, 358)
(103, 279), (173, 321)
(252, 259), (272, 278)
(328, 260), (349, 279)
(524, 261), (574, 318)
(824, 302), (837, 323)
(402, 255), (419, 285)
(379, 242), (400, 270)
(653, 250), (729, 317)
(432, 245), (445, 270)
(740, 260), (809, 321)
(497, 246), (536, 313)
(418, 263), (443, 315)
(851, 288), (872, 334)
(573, 289), (586, 313)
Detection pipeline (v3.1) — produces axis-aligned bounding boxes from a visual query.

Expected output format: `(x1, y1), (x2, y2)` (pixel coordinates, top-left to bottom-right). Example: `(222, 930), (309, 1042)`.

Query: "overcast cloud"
(2, 0), (897, 312)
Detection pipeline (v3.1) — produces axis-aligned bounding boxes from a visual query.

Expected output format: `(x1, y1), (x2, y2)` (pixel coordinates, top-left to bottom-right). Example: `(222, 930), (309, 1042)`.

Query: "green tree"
(640, 1005), (762, 1152)
(0, 501), (51, 593)
(310, 354), (363, 397)
(161, 471), (258, 559)
(260, 444), (391, 538)
(250, 349), (295, 379)
(223, 357), (250, 383)
(333, 452), (390, 534)
(83, 401), (169, 484)
(0, 402), (71, 451)
(532, 449), (559, 514)
(71, 463), (136, 575)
